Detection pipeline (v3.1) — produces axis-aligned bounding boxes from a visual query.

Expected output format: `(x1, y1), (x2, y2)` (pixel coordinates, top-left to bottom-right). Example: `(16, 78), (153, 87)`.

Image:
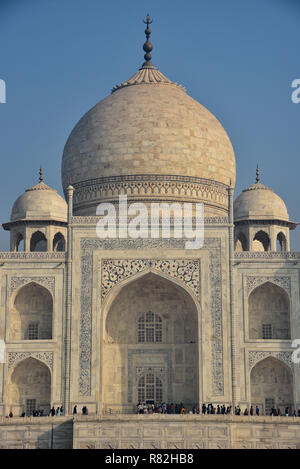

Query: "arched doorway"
(10, 282), (53, 341)
(8, 357), (51, 416)
(250, 357), (293, 415)
(248, 282), (290, 340)
(102, 272), (199, 413)
(277, 232), (287, 252)
(235, 232), (248, 251)
(30, 231), (47, 252)
(53, 232), (65, 252)
(253, 230), (270, 251)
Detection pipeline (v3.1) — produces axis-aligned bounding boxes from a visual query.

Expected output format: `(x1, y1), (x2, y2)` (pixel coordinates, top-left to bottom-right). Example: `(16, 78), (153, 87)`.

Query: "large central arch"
(101, 271), (200, 413)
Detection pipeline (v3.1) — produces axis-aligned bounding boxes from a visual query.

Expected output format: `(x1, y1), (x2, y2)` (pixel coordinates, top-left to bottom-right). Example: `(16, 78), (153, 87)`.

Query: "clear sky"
(0, 0), (299, 250)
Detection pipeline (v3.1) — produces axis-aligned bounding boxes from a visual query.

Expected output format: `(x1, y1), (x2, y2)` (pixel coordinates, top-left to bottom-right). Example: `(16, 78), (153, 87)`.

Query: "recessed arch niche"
(102, 272), (199, 412)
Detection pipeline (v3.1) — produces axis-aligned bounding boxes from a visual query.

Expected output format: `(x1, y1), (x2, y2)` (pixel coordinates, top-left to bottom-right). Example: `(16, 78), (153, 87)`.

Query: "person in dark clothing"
(202, 403), (206, 415)
(250, 406), (254, 416)
(8, 411), (13, 418)
(221, 405), (226, 415)
(50, 406), (56, 416)
(256, 406), (260, 416)
(217, 405), (221, 415)
(21, 412), (25, 418)
(73, 405), (77, 415)
(244, 408), (248, 416)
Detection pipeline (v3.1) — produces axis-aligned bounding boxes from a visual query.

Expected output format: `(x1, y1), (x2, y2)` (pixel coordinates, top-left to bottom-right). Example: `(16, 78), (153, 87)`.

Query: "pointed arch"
(235, 231), (248, 251)
(277, 232), (287, 252)
(101, 267), (201, 320)
(10, 282), (53, 341)
(30, 231), (47, 252)
(8, 357), (51, 416)
(250, 356), (294, 415)
(15, 233), (24, 252)
(253, 230), (270, 252)
(100, 270), (200, 413)
(248, 281), (290, 340)
(53, 232), (65, 252)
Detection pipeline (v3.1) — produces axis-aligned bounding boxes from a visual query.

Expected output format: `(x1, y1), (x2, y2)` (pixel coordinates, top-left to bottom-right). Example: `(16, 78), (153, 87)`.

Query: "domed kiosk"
(3, 167), (67, 252)
(234, 167), (296, 251)
(62, 17), (236, 216)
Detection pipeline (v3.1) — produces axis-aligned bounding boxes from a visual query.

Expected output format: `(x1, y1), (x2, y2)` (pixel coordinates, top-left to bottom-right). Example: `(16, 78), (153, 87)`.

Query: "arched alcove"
(10, 282), (53, 341)
(248, 282), (290, 340)
(53, 232), (65, 252)
(15, 233), (24, 252)
(250, 357), (293, 415)
(253, 230), (270, 252)
(277, 232), (287, 252)
(8, 357), (51, 416)
(30, 231), (47, 252)
(235, 232), (248, 251)
(103, 272), (199, 412)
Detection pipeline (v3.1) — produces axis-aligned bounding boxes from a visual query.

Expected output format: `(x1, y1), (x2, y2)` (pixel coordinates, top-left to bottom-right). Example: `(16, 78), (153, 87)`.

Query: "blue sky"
(0, 0), (299, 249)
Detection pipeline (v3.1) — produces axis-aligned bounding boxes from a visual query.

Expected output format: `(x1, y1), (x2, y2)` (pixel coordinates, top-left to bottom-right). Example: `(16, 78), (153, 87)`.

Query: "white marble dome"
(234, 181), (289, 222)
(11, 180), (67, 223)
(61, 62), (236, 215)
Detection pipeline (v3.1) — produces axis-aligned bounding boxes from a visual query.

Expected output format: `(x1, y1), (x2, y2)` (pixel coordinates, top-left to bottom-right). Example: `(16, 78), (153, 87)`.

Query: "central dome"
(62, 53), (236, 216)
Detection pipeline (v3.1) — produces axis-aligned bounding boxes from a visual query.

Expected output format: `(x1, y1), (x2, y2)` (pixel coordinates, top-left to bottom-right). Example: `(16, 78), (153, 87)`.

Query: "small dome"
(11, 180), (67, 223)
(234, 181), (289, 222)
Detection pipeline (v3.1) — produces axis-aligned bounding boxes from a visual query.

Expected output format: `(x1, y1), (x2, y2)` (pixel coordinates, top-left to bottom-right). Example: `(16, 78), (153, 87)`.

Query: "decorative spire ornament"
(256, 164), (260, 183)
(142, 13), (154, 67)
(39, 165), (44, 183)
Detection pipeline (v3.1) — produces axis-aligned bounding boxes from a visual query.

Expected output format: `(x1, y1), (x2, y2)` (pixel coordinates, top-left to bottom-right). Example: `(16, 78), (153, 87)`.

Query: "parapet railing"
(0, 252), (66, 260)
(234, 252), (300, 260)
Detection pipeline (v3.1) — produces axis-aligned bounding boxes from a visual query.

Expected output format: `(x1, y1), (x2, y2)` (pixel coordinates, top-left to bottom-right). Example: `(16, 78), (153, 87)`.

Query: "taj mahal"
(0, 16), (300, 449)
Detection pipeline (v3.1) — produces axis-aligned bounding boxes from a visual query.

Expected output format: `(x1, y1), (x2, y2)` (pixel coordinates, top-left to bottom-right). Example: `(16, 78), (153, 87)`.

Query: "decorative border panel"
(79, 238), (223, 397)
(246, 276), (291, 296)
(101, 259), (200, 299)
(9, 276), (55, 296)
(71, 174), (228, 211)
(248, 351), (293, 370)
(8, 351), (54, 371)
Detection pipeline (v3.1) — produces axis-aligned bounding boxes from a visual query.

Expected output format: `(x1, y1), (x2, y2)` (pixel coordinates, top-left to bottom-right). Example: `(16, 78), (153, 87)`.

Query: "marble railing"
(234, 251), (300, 260)
(0, 252), (66, 260)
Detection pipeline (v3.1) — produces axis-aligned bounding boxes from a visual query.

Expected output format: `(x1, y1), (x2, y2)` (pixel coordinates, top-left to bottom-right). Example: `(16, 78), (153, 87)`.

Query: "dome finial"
(142, 13), (154, 67)
(256, 164), (260, 183)
(39, 165), (44, 183)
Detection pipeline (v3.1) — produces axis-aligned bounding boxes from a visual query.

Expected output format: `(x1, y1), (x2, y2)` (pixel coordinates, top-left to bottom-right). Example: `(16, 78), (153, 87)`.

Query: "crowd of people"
(136, 402), (300, 417)
(6, 402), (300, 418)
(136, 402), (187, 414)
(6, 404), (89, 418)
